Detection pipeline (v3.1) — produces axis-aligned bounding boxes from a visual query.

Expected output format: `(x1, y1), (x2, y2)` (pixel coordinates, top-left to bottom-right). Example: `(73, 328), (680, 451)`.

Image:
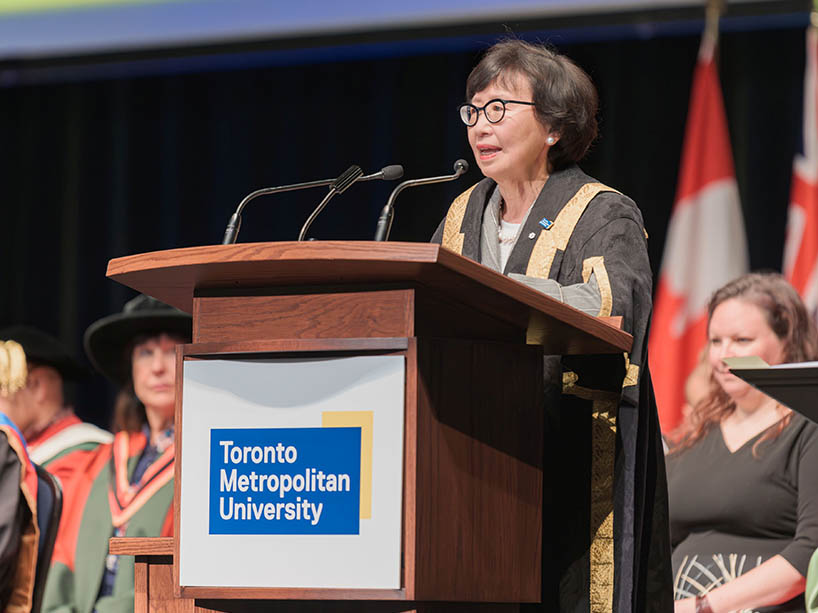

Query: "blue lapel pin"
(539, 217), (554, 230)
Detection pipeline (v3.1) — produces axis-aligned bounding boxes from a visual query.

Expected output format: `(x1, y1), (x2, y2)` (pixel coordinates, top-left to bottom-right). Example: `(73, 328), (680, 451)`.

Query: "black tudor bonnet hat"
(83, 294), (192, 385)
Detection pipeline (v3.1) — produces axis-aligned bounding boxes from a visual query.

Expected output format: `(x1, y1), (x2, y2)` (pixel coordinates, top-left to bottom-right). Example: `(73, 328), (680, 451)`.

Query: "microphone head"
(453, 159), (469, 175)
(381, 165), (404, 181)
(333, 165), (364, 194)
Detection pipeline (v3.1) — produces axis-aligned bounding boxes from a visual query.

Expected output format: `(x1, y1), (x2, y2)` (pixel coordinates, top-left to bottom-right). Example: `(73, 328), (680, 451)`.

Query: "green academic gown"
(42, 430), (174, 613)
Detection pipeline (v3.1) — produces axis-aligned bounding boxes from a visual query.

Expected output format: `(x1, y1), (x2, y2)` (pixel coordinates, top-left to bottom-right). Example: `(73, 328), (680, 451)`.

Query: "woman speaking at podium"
(42, 295), (191, 613)
(433, 40), (672, 612)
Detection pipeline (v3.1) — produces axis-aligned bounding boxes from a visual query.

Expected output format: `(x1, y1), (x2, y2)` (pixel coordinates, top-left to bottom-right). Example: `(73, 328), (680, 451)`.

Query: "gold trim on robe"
(525, 182), (619, 280)
(524, 184), (619, 345)
(441, 184), (477, 255)
(563, 374), (618, 613)
(623, 354), (640, 388)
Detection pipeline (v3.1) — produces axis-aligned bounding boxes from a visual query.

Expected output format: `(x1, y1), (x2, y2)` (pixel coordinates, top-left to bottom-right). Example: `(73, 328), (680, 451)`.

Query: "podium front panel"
(177, 352), (405, 591)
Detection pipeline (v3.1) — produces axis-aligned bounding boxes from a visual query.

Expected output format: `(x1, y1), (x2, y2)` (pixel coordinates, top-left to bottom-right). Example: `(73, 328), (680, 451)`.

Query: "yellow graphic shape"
(322, 411), (373, 520)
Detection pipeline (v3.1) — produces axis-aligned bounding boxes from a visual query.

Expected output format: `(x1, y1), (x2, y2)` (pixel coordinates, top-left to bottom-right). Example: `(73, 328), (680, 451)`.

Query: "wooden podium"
(104, 241), (632, 613)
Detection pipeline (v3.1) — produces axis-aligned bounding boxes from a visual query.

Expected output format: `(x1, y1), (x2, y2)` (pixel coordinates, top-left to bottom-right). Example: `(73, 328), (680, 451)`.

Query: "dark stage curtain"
(0, 23), (805, 427)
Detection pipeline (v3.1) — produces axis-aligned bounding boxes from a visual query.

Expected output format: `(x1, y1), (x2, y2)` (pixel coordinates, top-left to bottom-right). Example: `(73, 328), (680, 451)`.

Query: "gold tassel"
(0, 340), (28, 397)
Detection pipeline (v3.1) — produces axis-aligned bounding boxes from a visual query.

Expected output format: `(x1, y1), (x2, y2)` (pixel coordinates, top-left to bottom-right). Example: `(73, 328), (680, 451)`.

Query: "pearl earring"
(546, 136), (556, 145)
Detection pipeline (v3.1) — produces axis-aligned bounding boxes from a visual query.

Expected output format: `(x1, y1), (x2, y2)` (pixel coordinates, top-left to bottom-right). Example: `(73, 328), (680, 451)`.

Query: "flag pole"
(703, 0), (725, 59)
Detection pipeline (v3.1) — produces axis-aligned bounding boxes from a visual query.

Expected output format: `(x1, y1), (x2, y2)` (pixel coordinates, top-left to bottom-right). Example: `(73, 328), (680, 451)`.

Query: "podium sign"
(178, 354), (405, 589)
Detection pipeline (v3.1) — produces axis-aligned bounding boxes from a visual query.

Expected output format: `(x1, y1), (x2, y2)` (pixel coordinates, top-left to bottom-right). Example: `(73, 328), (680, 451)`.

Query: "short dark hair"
(466, 39), (599, 170)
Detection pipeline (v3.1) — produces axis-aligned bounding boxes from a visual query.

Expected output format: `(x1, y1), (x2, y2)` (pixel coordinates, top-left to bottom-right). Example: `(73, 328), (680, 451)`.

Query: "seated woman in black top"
(668, 272), (818, 613)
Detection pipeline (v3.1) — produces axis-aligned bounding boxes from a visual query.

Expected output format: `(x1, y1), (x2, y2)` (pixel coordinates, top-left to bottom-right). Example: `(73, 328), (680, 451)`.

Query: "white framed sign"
(178, 354), (405, 589)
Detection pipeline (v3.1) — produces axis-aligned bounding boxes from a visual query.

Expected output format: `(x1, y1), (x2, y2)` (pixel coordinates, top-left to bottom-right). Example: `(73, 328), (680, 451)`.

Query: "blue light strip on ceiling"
(0, 10), (808, 88)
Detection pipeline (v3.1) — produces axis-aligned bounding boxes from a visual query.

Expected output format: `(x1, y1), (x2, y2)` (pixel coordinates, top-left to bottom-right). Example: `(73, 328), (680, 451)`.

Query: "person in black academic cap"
(0, 325), (112, 487)
(42, 294), (191, 613)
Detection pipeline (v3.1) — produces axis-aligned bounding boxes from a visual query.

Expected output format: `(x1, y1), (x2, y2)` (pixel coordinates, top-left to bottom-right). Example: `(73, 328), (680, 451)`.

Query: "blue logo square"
(209, 427), (361, 535)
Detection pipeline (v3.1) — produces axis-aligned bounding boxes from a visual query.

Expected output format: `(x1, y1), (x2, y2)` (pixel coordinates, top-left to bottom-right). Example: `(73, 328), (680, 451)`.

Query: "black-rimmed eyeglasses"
(458, 98), (537, 126)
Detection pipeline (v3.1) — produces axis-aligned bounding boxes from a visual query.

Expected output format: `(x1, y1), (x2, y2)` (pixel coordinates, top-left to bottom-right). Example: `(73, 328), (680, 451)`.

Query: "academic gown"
(42, 430), (174, 613)
(0, 412), (38, 613)
(27, 412), (113, 490)
(432, 165), (672, 613)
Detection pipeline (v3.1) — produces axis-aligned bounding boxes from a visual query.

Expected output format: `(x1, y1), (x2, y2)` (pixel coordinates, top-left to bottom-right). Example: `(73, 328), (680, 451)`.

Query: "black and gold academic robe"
(432, 165), (672, 613)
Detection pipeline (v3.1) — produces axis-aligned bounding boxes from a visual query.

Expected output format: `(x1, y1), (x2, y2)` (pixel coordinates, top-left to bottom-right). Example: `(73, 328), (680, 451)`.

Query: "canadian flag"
(649, 35), (749, 435)
(784, 25), (818, 315)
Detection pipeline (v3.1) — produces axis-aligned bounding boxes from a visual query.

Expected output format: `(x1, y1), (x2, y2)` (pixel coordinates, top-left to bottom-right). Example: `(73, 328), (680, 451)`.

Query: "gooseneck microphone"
(221, 164), (403, 244)
(297, 164), (403, 241)
(297, 165), (363, 241)
(221, 176), (335, 245)
(373, 159), (469, 242)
